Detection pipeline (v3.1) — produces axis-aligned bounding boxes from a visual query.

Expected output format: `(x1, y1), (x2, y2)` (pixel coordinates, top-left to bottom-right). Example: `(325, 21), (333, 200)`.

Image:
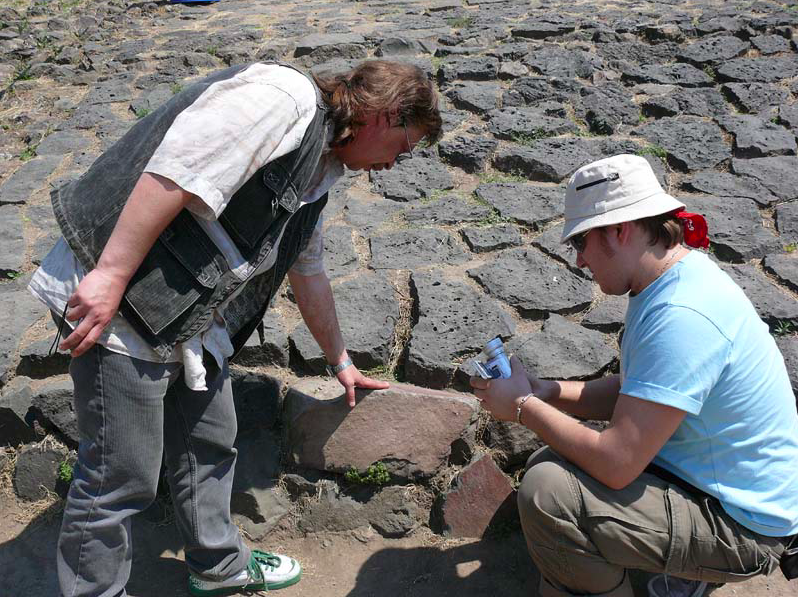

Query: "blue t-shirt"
(621, 250), (798, 537)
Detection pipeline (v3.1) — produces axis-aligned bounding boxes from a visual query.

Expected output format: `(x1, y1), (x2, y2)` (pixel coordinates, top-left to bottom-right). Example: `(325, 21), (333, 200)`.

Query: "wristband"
(516, 394), (532, 425)
(325, 358), (353, 377)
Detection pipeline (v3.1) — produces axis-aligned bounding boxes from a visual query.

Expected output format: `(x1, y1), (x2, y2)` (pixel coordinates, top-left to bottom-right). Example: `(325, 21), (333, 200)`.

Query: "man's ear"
(616, 221), (635, 245)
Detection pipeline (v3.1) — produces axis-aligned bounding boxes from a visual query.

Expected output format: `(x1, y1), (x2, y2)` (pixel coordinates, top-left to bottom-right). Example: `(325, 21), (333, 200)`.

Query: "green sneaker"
(188, 550), (302, 596)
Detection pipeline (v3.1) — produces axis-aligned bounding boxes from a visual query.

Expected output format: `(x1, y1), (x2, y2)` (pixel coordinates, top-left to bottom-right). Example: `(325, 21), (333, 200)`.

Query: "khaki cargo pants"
(518, 447), (790, 597)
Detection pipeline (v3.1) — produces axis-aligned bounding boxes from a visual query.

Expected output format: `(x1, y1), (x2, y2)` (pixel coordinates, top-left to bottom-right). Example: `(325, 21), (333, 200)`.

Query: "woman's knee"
(518, 450), (578, 526)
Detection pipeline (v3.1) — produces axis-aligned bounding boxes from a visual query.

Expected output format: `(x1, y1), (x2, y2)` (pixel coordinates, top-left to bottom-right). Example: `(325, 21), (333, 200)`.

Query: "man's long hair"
(313, 60), (443, 148)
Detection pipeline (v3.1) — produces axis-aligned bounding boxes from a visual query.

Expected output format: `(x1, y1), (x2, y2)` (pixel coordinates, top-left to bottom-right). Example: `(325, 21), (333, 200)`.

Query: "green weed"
(637, 144), (667, 158)
(57, 460), (74, 484)
(511, 128), (551, 146)
(774, 320), (795, 336)
(134, 107), (152, 119)
(446, 16), (474, 29)
(478, 171), (527, 184)
(785, 243), (797, 253)
(170, 83), (183, 95)
(344, 462), (390, 486)
(19, 145), (37, 161)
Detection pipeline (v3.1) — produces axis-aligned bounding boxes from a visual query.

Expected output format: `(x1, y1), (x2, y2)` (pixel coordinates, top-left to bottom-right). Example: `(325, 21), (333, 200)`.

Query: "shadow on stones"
(346, 524), (539, 597)
(0, 499), (188, 597)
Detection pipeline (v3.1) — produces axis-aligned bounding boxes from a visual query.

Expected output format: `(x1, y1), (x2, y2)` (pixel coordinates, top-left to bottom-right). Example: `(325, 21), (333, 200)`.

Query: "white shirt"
(29, 64), (343, 390)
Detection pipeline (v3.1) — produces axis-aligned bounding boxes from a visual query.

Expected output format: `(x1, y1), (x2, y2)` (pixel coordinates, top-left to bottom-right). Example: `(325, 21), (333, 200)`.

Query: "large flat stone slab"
(284, 379), (479, 481)
(731, 156), (798, 202)
(632, 117), (730, 171)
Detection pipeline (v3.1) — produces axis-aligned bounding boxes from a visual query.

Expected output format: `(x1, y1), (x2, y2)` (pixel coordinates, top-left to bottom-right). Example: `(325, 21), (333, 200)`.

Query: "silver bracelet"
(516, 394), (532, 425)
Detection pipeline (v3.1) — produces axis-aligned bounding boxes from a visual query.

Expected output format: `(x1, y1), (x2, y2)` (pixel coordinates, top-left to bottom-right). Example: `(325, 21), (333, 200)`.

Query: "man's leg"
(57, 345), (180, 597)
(161, 354), (249, 579)
(517, 447), (786, 597)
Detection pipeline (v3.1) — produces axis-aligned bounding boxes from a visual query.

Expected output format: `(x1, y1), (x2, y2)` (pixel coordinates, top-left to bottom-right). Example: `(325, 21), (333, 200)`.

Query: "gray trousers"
(57, 344), (249, 597)
(518, 447), (790, 597)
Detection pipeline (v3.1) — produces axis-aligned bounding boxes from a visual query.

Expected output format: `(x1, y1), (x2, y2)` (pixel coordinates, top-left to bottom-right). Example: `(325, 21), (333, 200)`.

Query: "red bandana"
(673, 210), (709, 249)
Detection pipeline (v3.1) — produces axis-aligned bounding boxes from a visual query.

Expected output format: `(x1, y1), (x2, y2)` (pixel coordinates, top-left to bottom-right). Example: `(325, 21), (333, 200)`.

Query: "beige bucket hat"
(560, 154), (686, 243)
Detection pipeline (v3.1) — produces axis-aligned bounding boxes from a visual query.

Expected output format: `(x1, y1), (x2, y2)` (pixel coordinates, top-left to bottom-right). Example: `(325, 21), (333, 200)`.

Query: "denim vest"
(51, 63), (330, 359)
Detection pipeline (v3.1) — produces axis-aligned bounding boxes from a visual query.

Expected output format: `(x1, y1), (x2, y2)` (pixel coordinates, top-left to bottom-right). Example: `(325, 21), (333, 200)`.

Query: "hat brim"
(560, 192), (686, 244)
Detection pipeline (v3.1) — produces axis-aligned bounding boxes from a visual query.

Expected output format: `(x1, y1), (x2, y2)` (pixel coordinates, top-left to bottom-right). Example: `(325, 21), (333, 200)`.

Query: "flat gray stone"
(621, 63), (713, 87)
(722, 82), (792, 114)
(369, 157), (454, 202)
(30, 376), (77, 447)
(404, 193), (493, 226)
(676, 35), (749, 66)
(0, 276), (46, 387)
(438, 56), (499, 83)
(0, 376), (37, 446)
(284, 379), (479, 480)
(776, 335), (798, 395)
(511, 15), (577, 39)
(230, 371), (283, 432)
(484, 419), (544, 468)
(445, 81), (502, 115)
(641, 87), (729, 118)
(778, 104), (798, 130)
(493, 137), (597, 183)
(762, 253), (798, 294)
(632, 117), (730, 171)
(36, 130), (92, 156)
(468, 247), (593, 317)
(717, 115), (796, 159)
(522, 46), (596, 79)
(681, 194), (780, 262)
(322, 224), (359, 279)
(751, 34), (791, 55)
(83, 79), (134, 105)
(370, 228), (468, 270)
(294, 33), (366, 57)
(721, 264), (798, 325)
(509, 314), (617, 380)
(460, 224), (523, 253)
(578, 83), (640, 135)
(776, 202), (798, 245)
(0, 155), (63, 204)
(14, 443), (69, 501)
(731, 156), (798, 202)
(342, 194), (403, 233)
(366, 485), (424, 538)
(581, 294), (628, 332)
(0, 204), (24, 274)
(290, 272), (398, 373)
(487, 107), (578, 140)
(407, 273), (515, 388)
(17, 333), (71, 379)
(717, 57), (798, 83)
(531, 224), (580, 268)
(474, 182), (562, 229)
(681, 171), (780, 207)
(438, 134), (497, 173)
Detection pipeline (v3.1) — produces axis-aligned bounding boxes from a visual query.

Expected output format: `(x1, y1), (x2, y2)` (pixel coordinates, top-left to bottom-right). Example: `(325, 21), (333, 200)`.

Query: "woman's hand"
(469, 355), (533, 422)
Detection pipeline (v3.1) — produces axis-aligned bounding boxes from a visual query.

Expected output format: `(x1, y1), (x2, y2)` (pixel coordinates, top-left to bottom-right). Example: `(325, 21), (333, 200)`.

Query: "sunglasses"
(567, 230), (590, 253)
(395, 120), (414, 164)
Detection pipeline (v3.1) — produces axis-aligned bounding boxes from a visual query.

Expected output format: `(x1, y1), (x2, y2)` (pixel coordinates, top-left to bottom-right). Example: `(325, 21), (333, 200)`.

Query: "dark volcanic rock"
(460, 225), (523, 253)
(0, 276), (46, 387)
(522, 46), (596, 79)
(681, 194), (780, 262)
(763, 253), (798, 294)
(0, 155), (63, 204)
(438, 134), (497, 173)
(30, 376), (77, 447)
(293, 33), (366, 58)
(721, 264), (798, 325)
(370, 228), (468, 270)
(0, 376), (37, 447)
(0, 204), (24, 275)
(640, 87), (729, 119)
(14, 442), (69, 501)
(777, 104), (798, 130)
(716, 57), (798, 83)
(676, 35), (749, 67)
(581, 295), (628, 333)
(632, 117), (730, 171)
(716, 115), (797, 159)
(444, 81), (502, 115)
(508, 315), (617, 380)
(620, 63), (713, 87)
(511, 15), (577, 40)
(721, 82), (792, 114)
(406, 273), (515, 388)
(474, 182), (562, 229)
(404, 193), (493, 226)
(370, 157), (454, 202)
(731, 156), (798, 202)
(493, 137), (596, 182)
(438, 56), (499, 83)
(484, 419), (544, 468)
(751, 34), (791, 55)
(487, 107), (578, 140)
(290, 272), (398, 373)
(468, 247), (592, 317)
(578, 83), (639, 135)
(321, 224), (359, 280)
(776, 202), (798, 245)
(681, 171), (779, 207)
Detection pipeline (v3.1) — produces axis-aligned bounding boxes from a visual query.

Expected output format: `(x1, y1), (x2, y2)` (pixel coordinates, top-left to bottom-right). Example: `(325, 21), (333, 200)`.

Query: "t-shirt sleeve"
(143, 65), (317, 220)
(621, 305), (731, 415)
(288, 216), (325, 277)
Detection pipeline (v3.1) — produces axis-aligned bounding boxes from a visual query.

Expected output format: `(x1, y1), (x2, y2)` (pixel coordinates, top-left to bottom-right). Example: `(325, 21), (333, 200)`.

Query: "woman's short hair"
(313, 60), (442, 148)
(637, 213), (684, 248)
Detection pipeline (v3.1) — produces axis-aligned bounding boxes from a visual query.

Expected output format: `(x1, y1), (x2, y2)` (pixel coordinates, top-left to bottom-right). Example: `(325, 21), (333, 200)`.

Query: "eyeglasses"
(395, 120), (414, 164)
(567, 230), (590, 253)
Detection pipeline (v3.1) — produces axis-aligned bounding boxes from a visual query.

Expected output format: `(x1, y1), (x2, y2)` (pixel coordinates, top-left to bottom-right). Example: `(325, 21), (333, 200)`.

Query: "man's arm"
(60, 173), (195, 356)
(288, 270), (389, 407)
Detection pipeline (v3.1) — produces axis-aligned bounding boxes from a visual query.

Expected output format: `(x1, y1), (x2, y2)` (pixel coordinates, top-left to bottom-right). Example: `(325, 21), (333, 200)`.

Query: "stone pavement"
(0, 0), (797, 595)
